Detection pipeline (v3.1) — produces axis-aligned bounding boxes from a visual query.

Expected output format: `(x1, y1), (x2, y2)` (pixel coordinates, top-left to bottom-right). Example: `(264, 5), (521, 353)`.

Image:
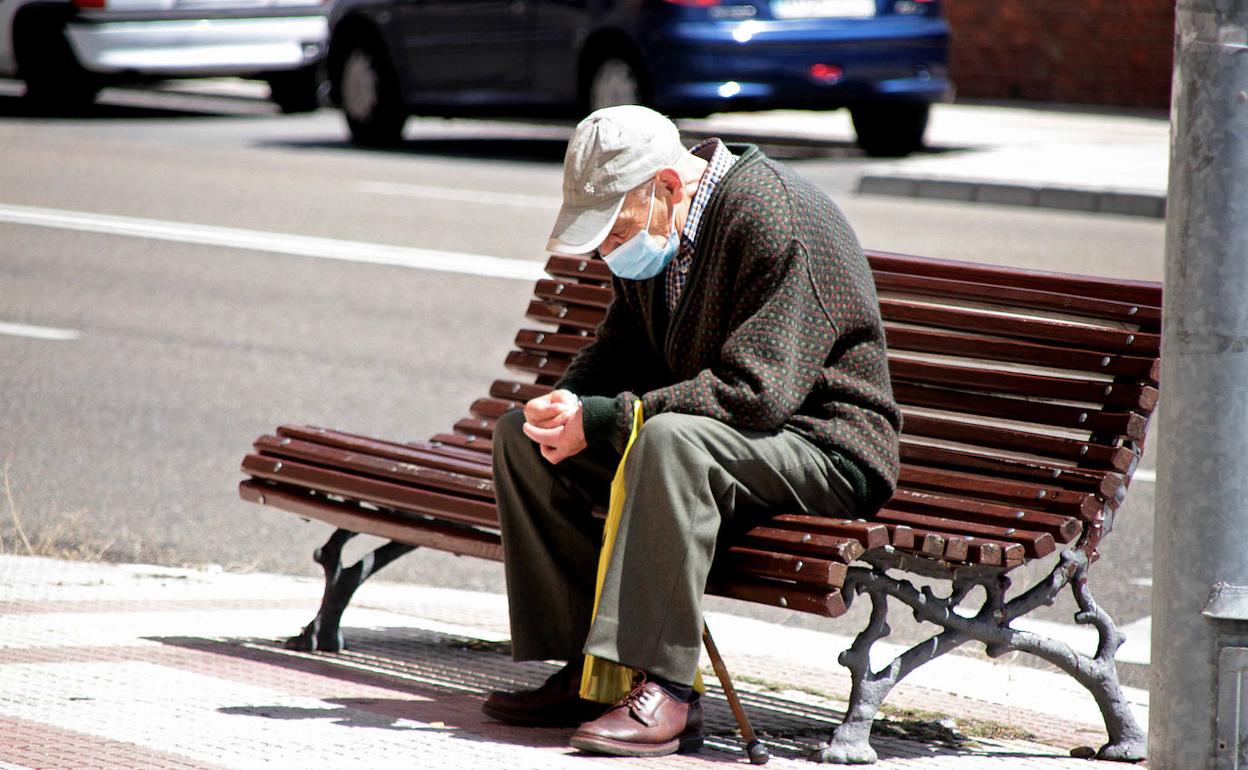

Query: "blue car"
(326, 0), (952, 156)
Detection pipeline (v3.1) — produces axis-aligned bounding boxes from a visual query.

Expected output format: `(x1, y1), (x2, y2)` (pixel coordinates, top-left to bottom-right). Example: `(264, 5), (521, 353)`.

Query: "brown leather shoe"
(482, 662), (611, 727)
(569, 677), (703, 757)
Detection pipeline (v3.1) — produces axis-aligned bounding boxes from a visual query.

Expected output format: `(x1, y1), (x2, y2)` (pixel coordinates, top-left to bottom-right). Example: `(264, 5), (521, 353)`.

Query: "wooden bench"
(238, 250), (1159, 764)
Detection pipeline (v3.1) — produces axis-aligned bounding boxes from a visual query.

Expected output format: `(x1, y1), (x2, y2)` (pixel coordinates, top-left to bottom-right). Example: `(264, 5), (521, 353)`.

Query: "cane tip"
(746, 739), (770, 765)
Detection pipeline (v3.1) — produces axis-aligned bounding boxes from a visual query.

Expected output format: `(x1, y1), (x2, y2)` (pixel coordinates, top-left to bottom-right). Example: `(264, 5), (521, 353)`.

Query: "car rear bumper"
(65, 12), (327, 76)
(646, 15), (952, 112)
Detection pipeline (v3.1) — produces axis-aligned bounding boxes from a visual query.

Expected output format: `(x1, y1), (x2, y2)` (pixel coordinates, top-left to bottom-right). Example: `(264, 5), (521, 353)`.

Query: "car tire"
(850, 102), (930, 158)
(267, 66), (323, 114)
(14, 10), (100, 111)
(335, 36), (405, 146)
(585, 55), (644, 112)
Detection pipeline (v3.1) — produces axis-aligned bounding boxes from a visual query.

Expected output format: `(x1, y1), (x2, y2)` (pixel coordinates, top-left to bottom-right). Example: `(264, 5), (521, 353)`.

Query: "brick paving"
(0, 555), (1147, 769)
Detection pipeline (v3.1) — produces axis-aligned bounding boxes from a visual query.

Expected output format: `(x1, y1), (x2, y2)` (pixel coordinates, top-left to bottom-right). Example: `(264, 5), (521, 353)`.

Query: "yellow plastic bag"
(579, 402), (704, 704)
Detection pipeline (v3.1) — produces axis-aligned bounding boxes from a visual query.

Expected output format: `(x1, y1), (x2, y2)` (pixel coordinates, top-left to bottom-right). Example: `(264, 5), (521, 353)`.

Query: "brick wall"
(943, 0), (1175, 109)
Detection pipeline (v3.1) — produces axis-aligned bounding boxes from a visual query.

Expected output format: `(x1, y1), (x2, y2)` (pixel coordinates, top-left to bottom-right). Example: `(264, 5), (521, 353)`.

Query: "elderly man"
(483, 105), (901, 757)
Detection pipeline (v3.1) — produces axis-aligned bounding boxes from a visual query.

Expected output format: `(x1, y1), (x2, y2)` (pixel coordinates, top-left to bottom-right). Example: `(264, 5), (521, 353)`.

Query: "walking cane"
(702, 622), (770, 765)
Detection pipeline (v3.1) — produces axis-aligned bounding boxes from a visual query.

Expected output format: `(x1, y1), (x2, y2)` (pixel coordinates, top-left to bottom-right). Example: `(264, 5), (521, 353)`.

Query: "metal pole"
(1151, 1), (1248, 768)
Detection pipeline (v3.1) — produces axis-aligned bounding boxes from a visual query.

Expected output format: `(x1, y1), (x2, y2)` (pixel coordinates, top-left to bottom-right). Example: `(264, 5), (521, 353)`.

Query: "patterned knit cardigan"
(560, 145), (901, 512)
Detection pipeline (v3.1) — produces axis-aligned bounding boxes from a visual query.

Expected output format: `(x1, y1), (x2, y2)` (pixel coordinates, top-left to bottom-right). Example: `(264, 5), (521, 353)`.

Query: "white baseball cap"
(546, 105), (689, 255)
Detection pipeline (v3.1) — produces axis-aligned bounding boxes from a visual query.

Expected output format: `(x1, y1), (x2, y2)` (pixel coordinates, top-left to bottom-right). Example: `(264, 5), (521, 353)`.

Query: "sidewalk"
(0, 555), (1148, 769)
(685, 102), (1170, 217)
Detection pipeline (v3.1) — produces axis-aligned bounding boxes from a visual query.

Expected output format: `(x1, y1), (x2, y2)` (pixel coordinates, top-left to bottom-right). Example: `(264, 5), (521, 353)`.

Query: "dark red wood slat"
(274, 426), (493, 479)
(253, 435), (495, 501)
(721, 547), (848, 588)
(471, 398), (521, 420)
(514, 329), (594, 356)
(764, 516), (890, 549)
(708, 577), (848, 618)
(895, 383), (1148, 441)
(884, 326), (1160, 384)
(534, 279), (614, 308)
(241, 455), (499, 529)
(865, 250), (1163, 308)
(897, 465), (1099, 518)
(545, 254), (612, 283)
(880, 298), (1160, 356)
(240, 481), (505, 560)
(873, 270), (1161, 328)
(490, 380), (554, 403)
(737, 526), (865, 564)
(876, 508), (1056, 558)
(900, 412), (1137, 470)
(889, 358), (1158, 413)
(888, 488), (1083, 542)
(899, 440), (1122, 496)
(429, 432), (493, 453)
(526, 300), (605, 332)
(506, 350), (571, 378)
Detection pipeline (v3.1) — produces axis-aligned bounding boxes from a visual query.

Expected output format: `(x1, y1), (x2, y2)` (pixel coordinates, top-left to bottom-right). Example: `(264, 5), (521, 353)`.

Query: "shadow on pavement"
(150, 626), (1073, 764)
(258, 136), (572, 164)
(0, 92), (266, 121)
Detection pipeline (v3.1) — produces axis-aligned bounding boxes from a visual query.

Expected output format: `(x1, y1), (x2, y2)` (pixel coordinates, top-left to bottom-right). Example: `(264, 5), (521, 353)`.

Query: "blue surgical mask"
(602, 183), (679, 281)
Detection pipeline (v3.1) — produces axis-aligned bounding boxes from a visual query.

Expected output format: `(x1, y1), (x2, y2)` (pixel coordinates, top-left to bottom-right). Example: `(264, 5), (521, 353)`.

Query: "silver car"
(0, 0), (328, 111)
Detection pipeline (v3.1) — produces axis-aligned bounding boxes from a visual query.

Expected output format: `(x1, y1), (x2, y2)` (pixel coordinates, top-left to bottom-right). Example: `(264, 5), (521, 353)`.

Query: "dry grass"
(1, 459), (116, 561)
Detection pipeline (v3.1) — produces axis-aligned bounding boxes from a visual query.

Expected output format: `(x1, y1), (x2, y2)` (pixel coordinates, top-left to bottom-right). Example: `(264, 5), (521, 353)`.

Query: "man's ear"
(656, 167), (684, 203)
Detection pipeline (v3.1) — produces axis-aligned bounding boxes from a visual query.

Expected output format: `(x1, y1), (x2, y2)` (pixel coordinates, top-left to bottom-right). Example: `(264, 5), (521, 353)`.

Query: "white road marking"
(354, 181), (561, 209)
(0, 321), (81, 341)
(0, 203), (547, 282)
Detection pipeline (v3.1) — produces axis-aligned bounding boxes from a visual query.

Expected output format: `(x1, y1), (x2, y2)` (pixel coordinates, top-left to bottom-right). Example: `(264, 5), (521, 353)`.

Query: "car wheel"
(587, 57), (642, 111)
(15, 10), (100, 111)
(850, 102), (930, 158)
(267, 67), (323, 114)
(336, 37), (405, 146)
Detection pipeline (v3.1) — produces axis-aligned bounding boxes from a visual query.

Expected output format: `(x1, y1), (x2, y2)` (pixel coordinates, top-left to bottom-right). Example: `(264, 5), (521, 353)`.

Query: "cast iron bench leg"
(814, 553), (1147, 764)
(286, 528), (417, 653)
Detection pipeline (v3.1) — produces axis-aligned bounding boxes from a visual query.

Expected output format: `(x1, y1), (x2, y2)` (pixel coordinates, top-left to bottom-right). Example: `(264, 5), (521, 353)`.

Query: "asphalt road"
(0, 82), (1162, 685)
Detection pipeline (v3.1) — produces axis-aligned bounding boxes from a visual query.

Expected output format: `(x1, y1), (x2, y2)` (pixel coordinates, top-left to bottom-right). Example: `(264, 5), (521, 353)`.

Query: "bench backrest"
(443, 252), (1161, 567)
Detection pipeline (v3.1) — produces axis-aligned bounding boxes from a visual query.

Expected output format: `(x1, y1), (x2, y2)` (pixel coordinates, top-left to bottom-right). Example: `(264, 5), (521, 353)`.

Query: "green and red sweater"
(558, 145), (901, 512)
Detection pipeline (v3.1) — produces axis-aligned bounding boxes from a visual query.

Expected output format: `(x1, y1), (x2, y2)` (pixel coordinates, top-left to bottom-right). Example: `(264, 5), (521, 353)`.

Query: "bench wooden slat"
(872, 270), (1161, 327)
(876, 508), (1056, 558)
(880, 298), (1160, 356)
(506, 350), (571, 378)
(895, 383), (1148, 441)
(544, 254), (612, 283)
(865, 250), (1163, 308)
(889, 358), (1158, 412)
(471, 398), (520, 421)
(242, 454), (500, 529)
(900, 412), (1138, 471)
(455, 417), (497, 439)
(490, 379), (553, 403)
(738, 527), (865, 564)
(897, 466), (1099, 517)
(514, 329), (594, 356)
(889, 488), (1082, 541)
(765, 515), (890, 549)
(430, 432), (493, 453)
(884, 326), (1160, 384)
(254, 435), (495, 501)
(722, 547), (847, 588)
(274, 426), (493, 479)
(526, 300), (604, 331)
(534, 279), (614, 308)
(240, 480), (506, 560)
(900, 440), (1123, 497)
(709, 576), (848, 618)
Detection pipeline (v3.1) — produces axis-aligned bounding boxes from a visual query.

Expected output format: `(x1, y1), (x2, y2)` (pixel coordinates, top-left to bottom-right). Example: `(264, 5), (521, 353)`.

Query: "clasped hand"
(522, 388), (588, 464)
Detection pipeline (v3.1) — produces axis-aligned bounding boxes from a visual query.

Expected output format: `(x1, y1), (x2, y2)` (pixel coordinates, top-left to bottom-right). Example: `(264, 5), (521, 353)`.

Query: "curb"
(858, 174), (1167, 218)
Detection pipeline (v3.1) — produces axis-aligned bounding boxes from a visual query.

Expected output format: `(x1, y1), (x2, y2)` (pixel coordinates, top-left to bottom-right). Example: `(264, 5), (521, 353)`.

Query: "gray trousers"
(492, 409), (856, 685)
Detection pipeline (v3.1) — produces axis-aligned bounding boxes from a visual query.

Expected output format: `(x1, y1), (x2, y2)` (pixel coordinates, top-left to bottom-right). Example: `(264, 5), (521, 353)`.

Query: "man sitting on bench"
(482, 105), (902, 758)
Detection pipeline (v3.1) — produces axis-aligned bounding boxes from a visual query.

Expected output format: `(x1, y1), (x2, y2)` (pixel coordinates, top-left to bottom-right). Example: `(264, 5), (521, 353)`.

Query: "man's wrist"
(579, 395), (622, 446)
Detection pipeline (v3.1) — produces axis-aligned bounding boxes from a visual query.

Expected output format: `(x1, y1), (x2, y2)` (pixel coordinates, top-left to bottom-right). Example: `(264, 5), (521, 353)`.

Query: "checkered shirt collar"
(681, 139), (736, 249)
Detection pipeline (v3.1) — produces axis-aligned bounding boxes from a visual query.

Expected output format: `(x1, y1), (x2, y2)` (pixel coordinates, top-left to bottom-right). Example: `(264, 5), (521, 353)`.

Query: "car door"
(395, 0), (533, 96)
